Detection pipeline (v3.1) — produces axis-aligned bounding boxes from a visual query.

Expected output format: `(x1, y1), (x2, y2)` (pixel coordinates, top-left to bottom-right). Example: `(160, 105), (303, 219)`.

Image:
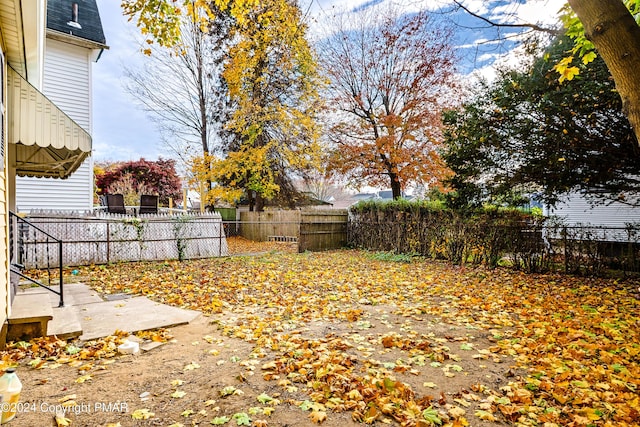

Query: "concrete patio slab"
(48, 305), (83, 340)
(14, 283), (201, 342)
(77, 296), (200, 341)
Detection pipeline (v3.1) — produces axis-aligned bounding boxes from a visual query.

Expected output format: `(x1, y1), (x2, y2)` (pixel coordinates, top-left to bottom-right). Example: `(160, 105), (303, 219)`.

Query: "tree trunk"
(567, 0), (640, 143)
(248, 190), (255, 212)
(389, 174), (402, 200)
(255, 194), (265, 212)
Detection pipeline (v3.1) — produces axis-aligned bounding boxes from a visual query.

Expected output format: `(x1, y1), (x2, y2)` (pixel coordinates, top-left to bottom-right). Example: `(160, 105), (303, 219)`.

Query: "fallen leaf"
(54, 414), (72, 426)
(210, 415), (230, 425)
(309, 410), (327, 424)
(233, 412), (251, 426)
(75, 374), (92, 383)
(474, 410), (497, 421)
(183, 362), (200, 371)
(131, 408), (154, 420)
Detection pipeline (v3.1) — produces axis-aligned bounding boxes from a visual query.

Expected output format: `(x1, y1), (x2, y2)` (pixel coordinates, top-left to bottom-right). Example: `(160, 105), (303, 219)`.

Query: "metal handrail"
(9, 212), (64, 307)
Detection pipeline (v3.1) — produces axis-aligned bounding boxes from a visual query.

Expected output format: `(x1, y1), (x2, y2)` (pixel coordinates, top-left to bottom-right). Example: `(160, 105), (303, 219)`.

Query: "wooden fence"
(239, 209), (348, 252)
(20, 211), (228, 268)
(239, 210), (301, 241)
(299, 210), (348, 252)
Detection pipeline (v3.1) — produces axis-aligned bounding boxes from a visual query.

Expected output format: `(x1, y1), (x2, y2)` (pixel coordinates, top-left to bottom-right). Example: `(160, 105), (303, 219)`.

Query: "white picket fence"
(19, 211), (229, 268)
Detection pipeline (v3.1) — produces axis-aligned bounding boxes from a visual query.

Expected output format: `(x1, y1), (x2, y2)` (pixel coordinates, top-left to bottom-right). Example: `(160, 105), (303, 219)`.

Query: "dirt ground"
(9, 300), (516, 427)
(5, 239), (639, 426)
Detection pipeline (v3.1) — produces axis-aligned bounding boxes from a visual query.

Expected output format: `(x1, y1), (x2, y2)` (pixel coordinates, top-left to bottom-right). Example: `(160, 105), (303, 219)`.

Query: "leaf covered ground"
(3, 244), (640, 427)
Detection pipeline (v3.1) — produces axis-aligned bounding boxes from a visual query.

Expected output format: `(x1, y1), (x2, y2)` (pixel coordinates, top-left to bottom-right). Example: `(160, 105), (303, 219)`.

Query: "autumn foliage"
(3, 248), (640, 426)
(318, 7), (457, 199)
(95, 158), (182, 206)
(78, 252), (640, 426)
(190, 0), (323, 211)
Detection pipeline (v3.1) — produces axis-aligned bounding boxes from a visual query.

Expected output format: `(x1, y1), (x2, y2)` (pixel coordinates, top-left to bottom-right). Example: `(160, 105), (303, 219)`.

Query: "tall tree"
(193, 0), (323, 211)
(124, 5), (233, 174)
(122, 0), (640, 141)
(317, 6), (457, 200)
(562, 0), (640, 143)
(442, 36), (640, 209)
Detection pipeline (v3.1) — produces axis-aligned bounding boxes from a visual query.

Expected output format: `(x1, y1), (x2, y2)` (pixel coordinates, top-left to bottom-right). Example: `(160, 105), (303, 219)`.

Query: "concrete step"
(7, 293), (53, 342)
(48, 305), (83, 340)
(12, 285), (85, 340)
(7, 283), (201, 345)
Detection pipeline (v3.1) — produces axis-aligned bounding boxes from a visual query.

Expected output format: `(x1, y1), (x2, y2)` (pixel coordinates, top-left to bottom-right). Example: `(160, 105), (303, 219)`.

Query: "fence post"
(563, 226), (568, 273)
(58, 240), (64, 307)
(106, 222), (110, 264)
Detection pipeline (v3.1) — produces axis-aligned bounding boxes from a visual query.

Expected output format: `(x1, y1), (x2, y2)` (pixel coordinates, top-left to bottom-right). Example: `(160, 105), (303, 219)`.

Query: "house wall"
(545, 192), (640, 228)
(0, 50), (9, 329)
(15, 38), (94, 212)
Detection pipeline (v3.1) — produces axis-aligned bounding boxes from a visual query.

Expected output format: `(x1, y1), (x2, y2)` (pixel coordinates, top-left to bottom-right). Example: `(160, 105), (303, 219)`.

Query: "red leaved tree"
(318, 6), (458, 199)
(95, 158), (182, 206)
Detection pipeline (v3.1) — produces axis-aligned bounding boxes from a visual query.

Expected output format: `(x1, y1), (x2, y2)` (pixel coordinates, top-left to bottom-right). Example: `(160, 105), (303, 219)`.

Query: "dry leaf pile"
(2, 329), (173, 368)
(4, 249), (640, 427)
(226, 236), (297, 255)
(78, 250), (640, 427)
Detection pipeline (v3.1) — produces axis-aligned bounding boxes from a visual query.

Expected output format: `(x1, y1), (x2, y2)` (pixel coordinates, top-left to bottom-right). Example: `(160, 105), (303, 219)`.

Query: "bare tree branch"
(451, 0), (562, 36)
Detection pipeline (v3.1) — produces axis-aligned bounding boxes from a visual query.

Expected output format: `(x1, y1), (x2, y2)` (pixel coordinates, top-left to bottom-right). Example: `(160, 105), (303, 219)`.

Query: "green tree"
(451, 0), (640, 143)
(442, 36), (640, 209)
(560, 0), (640, 142)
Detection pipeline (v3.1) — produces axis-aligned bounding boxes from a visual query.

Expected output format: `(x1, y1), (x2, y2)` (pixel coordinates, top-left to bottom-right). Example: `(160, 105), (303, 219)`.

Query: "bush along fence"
(19, 211), (229, 268)
(347, 200), (640, 276)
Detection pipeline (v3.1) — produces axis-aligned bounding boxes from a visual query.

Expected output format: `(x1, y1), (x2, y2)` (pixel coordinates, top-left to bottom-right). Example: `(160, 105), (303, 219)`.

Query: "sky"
(91, 0), (565, 163)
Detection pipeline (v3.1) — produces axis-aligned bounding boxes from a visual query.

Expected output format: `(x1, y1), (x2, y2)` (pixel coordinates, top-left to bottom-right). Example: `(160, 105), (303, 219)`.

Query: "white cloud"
(490, 0), (565, 26)
(92, 0), (564, 161)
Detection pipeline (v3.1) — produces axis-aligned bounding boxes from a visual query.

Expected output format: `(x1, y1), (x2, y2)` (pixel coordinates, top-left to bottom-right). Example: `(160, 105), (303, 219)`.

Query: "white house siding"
(15, 158), (93, 212)
(545, 192), (640, 242)
(15, 38), (94, 212)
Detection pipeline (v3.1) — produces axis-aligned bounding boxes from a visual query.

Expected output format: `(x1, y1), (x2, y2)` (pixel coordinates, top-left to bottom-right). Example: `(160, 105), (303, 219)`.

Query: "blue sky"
(93, 0), (162, 162)
(91, 0), (564, 162)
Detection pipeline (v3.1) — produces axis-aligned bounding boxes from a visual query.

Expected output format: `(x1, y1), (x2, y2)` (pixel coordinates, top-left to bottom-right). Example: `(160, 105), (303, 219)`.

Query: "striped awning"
(7, 66), (91, 178)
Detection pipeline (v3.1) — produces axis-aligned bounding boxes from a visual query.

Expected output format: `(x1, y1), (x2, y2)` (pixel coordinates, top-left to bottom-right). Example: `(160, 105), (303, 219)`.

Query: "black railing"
(10, 212), (64, 307)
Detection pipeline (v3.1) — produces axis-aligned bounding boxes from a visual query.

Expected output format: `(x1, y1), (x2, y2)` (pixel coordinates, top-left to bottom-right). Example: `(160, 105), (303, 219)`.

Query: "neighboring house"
(544, 191), (640, 242)
(0, 0), (95, 341)
(15, 0), (107, 212)
(235, 192), (333, 213)
(333, 190), (413, 209)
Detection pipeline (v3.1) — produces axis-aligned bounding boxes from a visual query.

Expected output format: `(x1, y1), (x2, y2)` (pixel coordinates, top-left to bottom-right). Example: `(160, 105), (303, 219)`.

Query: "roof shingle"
(47, 0), (106, 45)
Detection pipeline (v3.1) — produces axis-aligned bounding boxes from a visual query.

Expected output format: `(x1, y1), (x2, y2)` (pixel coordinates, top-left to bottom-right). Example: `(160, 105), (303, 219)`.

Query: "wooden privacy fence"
(20, 211), (229, 268)
(238, 209), (348, 252)
(239, 210), (301, 241)
(299, 210), (348, 252)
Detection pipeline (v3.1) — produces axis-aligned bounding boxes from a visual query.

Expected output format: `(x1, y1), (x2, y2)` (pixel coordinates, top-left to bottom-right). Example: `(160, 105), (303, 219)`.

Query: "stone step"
(11, 285), (86, 340)
(5, 283), (201, 346)
(7, 293), (53, 342)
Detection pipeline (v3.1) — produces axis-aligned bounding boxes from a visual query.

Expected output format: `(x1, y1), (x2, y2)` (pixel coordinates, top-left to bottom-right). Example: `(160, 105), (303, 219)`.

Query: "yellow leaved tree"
(124, 0), (323, 210)
(191, 0), (322, 211)
(191, 147), (279, 209)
